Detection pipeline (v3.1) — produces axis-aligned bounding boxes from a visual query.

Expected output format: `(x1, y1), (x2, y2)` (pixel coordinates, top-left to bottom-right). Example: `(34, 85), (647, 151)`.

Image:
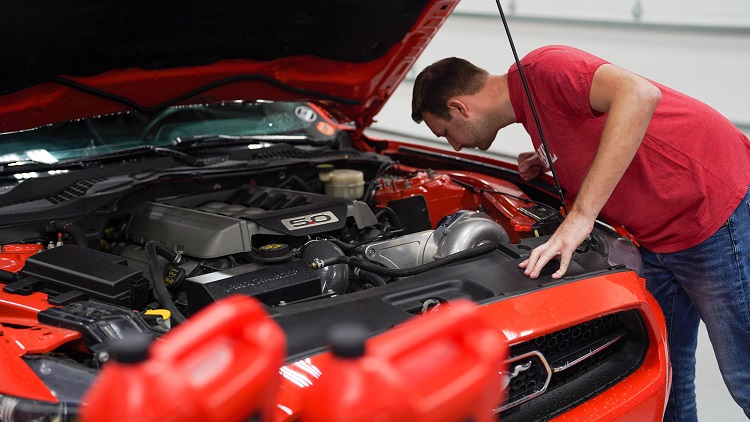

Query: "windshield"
(0, 101), (340, 164)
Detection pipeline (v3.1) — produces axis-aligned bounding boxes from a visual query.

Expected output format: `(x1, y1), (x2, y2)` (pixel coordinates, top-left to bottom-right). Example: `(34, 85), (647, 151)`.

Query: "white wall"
(367, 0), (750, 161)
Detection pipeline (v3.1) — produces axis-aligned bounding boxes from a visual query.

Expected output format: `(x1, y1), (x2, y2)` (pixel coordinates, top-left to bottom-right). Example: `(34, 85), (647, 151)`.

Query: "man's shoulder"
(513, 45), (609, 80)
(522, 45), (602, 64)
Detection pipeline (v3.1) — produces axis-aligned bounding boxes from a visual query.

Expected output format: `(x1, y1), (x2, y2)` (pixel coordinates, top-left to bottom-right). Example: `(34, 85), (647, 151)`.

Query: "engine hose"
(50, 221), (88, 247)
(356, 269), (387, 287)
(312, 242), (498, 278)
(145, 241), (187, 325)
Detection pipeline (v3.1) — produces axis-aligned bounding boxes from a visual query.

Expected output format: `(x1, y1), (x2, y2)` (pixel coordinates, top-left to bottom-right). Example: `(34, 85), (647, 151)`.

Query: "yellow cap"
(145, 309), (172, 321)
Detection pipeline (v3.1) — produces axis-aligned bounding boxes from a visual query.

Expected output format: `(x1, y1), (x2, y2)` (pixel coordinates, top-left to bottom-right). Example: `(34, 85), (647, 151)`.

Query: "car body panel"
(0, 0), (459, 134)
(271, 271), (669, 421)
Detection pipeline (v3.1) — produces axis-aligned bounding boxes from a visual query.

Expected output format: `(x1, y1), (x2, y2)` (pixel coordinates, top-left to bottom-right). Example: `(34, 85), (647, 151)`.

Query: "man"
(410, 45), (750, 421)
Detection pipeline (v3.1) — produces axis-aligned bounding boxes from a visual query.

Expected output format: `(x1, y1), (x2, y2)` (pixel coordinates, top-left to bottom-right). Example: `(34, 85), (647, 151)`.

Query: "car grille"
(497, 310), (649, 421)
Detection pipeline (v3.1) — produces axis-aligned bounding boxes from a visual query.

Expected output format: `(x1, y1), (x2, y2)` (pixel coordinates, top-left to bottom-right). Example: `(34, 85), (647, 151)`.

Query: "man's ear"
(447, 99), (469, 117)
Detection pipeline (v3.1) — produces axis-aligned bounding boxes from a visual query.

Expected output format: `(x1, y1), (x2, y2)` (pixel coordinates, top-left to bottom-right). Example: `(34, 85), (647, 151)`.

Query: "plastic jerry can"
(80, 294), (286, 422)
(300, 299), (509, 422)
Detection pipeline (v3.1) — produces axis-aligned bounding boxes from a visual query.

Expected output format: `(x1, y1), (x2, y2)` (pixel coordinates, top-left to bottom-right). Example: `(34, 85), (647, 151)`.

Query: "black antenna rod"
(493, 0), (569, 215)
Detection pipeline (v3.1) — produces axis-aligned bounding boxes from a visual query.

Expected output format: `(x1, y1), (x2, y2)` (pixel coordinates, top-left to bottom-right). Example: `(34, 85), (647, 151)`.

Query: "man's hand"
(517, 152), (544, 181)
(518, 212), (594, 279)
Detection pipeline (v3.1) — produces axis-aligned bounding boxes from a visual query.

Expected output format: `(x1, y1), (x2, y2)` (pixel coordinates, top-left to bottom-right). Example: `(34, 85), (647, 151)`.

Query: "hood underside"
(0, 0), (458, 133)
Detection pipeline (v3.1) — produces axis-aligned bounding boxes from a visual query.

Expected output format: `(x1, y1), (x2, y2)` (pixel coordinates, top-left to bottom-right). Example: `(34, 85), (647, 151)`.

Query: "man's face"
(423, 111), (496, 152)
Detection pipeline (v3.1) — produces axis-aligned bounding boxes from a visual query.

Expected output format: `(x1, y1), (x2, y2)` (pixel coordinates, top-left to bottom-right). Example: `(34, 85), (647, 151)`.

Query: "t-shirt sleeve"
(521, 46), (609, 118)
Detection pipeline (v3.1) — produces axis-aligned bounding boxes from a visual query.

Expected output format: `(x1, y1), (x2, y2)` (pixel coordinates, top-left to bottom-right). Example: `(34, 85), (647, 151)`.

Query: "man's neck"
(487, 74), (516, 127)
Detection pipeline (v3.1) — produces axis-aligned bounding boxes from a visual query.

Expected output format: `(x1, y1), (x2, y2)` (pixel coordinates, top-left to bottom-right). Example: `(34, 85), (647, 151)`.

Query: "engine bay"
(0, 145), (640, 349)
(2, 160), (558, 312)
(0, 141), (648, 416)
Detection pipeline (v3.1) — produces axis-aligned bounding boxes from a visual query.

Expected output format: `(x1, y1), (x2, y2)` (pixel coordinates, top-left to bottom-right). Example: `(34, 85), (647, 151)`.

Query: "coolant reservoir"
(322, 169), (364, 199)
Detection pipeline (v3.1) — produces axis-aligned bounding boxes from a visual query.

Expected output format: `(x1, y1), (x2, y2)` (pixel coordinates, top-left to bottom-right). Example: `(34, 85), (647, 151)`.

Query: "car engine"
(0, 156), (639, 329)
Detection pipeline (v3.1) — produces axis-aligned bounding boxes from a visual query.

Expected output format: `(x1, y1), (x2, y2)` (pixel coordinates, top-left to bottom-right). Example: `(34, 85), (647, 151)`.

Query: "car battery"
(301, 299), (509, 422)
(80, 294), (285, 422)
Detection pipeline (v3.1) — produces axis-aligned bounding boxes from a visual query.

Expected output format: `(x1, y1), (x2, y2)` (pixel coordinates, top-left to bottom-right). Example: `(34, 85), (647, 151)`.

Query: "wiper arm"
(0, 146), (211, 175)
(172, 134), (332, 148)
(0, 160), (87, 175)
(73, 145), (213, 167)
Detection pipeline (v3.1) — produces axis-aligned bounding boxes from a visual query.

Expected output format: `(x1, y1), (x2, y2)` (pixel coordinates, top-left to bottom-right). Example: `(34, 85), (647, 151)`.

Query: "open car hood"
(0, 0), (458, 134)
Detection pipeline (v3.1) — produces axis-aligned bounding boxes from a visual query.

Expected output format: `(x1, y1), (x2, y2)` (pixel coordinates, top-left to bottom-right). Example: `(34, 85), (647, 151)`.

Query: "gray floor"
(696, 322), (747, 420)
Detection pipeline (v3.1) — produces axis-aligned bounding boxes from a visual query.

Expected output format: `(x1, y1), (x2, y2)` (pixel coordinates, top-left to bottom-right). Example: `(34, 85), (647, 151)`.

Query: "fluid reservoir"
(322, 169), (364, 199)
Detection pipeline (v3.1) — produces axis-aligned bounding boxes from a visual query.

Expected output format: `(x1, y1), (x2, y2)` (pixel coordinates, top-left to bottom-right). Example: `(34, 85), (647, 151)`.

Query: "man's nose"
(447, 138), (462, 151)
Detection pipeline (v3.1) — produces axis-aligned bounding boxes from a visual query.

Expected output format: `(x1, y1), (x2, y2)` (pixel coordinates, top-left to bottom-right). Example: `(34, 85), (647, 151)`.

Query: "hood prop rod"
(493, 0), (569, 216)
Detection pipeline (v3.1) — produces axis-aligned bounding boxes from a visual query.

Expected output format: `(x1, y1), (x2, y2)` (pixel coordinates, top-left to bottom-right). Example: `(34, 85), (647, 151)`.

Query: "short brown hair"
(411, 57), (489, 123)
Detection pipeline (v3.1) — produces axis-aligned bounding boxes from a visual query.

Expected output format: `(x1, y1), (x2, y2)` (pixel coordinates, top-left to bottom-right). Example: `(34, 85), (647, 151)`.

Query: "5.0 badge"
(281, 211), (339, 230)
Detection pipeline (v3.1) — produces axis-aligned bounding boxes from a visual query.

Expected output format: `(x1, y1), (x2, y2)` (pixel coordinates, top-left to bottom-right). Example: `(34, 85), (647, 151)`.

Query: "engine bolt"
(98, 351), (110, 363)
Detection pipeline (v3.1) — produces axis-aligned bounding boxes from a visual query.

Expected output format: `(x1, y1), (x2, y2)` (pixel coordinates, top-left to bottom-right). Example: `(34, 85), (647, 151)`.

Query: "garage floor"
(696, 322), (747, 420)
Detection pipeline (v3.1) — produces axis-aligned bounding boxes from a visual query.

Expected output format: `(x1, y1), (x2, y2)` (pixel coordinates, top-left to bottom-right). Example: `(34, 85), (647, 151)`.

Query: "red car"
(0, 0), (669, 421)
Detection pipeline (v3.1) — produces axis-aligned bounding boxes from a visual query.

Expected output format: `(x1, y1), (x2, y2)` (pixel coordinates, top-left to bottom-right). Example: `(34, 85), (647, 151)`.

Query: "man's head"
(411, 57), (504, 152)
(411, 57), (489, 124)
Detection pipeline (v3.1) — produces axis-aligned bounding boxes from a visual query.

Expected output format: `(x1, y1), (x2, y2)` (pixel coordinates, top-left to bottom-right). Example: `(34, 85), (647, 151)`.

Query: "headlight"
(589, 223), (643, 276)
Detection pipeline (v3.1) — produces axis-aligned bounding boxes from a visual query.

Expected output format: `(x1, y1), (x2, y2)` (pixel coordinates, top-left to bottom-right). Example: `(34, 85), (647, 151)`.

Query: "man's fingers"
(517, 151), (536, 166)
(520, 167), (541, 181)
(518, 154), (543, 181)
(520, 238), (576, 279)
(520, 211), (594, 280)
(534, 248), (560, 278)
(519, 245), (543, 274)
(522, 245), (561, 279)
(552, 255), (571, 279)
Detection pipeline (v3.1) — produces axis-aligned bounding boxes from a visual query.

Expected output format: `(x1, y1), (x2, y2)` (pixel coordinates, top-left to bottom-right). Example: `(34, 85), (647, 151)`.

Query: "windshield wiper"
(69, 145), (217, 167)
(172, 134), (333, 148)
(0, 146), (216, 175)
(0, 160), (87, 175)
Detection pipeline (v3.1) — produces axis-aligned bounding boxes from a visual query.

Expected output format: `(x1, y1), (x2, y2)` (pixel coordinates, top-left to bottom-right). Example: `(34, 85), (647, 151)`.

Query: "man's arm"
(519, 63), (661, 279)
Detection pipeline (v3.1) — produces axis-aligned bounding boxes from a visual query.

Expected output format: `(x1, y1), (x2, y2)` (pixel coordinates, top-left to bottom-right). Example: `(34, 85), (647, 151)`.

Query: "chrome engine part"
(362, 211), (510, 270)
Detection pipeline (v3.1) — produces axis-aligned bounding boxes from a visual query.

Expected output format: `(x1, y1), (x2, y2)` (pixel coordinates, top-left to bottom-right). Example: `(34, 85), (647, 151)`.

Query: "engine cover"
(185, 259), (321, 313)
(126, 186), (377, 258)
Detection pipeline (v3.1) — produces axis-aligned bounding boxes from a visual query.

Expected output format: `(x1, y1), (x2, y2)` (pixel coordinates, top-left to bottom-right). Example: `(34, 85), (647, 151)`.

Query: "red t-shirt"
(508, 45), (750, 253)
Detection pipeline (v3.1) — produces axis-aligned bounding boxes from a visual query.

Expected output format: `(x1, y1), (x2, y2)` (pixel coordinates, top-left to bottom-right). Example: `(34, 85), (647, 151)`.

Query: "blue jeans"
(640, 186), (750, 422)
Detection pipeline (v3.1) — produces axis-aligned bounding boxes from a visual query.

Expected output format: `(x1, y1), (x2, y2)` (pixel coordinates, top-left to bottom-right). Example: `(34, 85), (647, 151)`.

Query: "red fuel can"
(301, 299), (509, 422)
(80, 294), (286, 422)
